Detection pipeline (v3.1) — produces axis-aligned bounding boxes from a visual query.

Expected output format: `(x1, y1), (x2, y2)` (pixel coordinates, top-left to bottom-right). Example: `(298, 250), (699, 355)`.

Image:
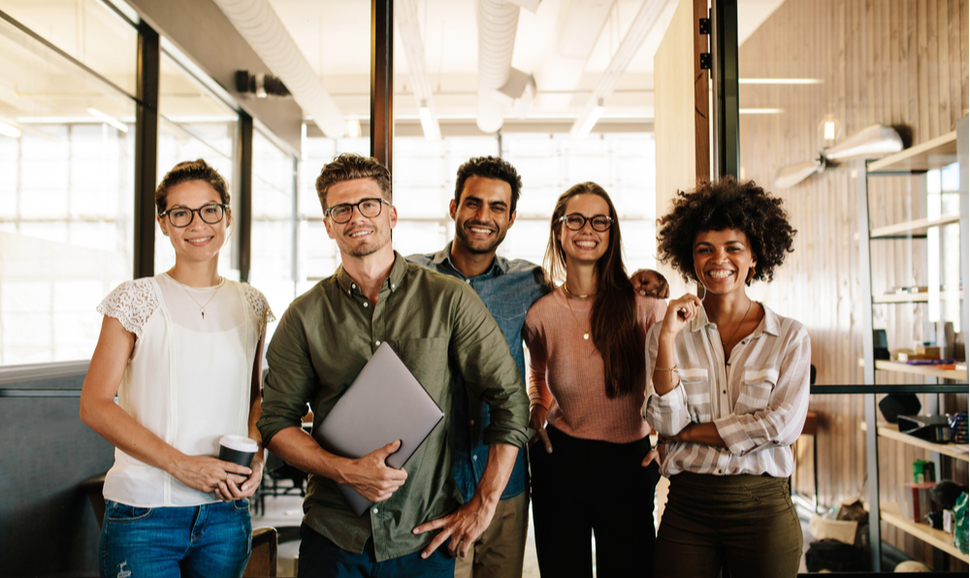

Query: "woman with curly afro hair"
(645, 178), (811, 578)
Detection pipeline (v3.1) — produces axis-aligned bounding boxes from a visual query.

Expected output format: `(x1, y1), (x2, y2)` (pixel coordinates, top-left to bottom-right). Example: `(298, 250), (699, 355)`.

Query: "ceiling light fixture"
(419, 101), (436, 141)
(575, 99), (605, 140)
(0, 120), (21, 138)
(738, 78), (823, 85)
(739, 108), (785, 115)
(347, 115), (361, 139)
(87, 108), (128, 133)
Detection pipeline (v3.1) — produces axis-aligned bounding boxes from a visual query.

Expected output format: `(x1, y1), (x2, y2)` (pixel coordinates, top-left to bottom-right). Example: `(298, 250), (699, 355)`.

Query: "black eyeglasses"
(159, 204), (227, 228)
(325, 198), (391, 224)
(560, 213), (613, 232)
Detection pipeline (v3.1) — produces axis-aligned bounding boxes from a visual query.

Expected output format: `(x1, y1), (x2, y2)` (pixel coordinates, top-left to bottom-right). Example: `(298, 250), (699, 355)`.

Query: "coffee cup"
(218, 435), (258, 468)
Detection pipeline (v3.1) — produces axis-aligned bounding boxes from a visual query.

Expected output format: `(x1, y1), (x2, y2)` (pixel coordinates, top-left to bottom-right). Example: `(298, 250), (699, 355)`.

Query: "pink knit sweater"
(523, 287), (667, 443)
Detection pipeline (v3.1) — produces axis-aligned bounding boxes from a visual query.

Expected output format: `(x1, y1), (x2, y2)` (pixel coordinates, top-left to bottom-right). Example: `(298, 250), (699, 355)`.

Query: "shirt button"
(352, 283), (357, 289)
(722, 390), (726, 394)
(717, 469), (722, 474)
(375, 340), (381, 346)
(363, 302), (369, 308)
(466, 279), (471, 284)
(391, 284), (396, 289)
(470, 419), (475, 426)
(372, 508), (378, 514)
(472, 455), (478, 461)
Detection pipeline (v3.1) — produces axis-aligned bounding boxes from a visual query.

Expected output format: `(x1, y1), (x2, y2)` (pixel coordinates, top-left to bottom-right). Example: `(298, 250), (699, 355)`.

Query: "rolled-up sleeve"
(714, 327), (811, 456)
(450, 283), (530, 448)
(258, 306), (318, 445)
(644, 322), (692, 436)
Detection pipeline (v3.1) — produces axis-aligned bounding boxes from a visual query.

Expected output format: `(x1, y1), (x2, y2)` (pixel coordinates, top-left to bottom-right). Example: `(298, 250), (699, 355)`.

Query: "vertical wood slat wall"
(736, 0), (968, 568)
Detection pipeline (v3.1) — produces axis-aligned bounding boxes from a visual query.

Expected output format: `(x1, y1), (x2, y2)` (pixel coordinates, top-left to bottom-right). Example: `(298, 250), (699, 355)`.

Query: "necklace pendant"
(201, 309), (206, 320)
(583, 332), (589, 340)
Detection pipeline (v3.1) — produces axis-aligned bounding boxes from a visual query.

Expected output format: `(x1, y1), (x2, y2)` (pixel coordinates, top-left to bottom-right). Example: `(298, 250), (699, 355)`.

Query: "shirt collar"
(335, 251), (409, 296)
(688, 301), (780, 338)
(432, 241), (507, 280)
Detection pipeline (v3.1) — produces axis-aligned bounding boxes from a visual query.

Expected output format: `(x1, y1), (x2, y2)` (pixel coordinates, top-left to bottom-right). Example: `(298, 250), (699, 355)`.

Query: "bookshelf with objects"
(857, 117), (969, 570)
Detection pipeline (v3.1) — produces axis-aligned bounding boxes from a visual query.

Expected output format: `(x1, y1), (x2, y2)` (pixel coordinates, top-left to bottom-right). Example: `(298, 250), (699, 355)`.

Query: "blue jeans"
(298, 524), (455, 578)
(99, 499), (252, 578)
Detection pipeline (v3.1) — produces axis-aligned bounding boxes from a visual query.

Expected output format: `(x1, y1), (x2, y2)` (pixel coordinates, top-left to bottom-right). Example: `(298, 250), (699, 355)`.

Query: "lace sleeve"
(96, 279), (159, 338)
(241, 284), (275, 334)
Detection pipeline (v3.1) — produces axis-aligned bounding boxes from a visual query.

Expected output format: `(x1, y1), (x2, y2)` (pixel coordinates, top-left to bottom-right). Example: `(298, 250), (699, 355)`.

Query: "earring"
(746, 268), (755, 286)
(696, 281), (707, 300)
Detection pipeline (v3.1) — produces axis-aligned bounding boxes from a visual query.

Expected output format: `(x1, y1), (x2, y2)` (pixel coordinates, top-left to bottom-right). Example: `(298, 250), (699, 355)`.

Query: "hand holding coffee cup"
(219, 435), (258, 469)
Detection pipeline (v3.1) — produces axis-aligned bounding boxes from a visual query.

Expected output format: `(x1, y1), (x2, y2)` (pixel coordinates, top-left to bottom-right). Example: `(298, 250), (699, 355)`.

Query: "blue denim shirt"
(408, 243), (547, 501)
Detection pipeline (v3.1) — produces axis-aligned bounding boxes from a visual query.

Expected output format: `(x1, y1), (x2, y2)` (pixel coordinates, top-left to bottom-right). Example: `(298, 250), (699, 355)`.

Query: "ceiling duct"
(211, 0), (345, 137)
(476, 0), (540, 133)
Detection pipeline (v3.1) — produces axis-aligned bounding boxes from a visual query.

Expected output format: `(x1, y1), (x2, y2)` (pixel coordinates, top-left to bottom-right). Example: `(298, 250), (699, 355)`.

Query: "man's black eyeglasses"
(325, 198), (391, 224)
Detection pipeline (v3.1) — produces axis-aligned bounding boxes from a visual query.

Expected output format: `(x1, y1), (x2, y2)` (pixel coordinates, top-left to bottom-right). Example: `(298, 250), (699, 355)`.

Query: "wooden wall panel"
(738, 0), (968, 568)
(654, 0), (710, 297)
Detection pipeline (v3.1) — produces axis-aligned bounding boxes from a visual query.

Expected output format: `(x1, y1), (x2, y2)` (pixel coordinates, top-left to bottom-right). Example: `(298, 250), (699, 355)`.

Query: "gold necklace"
(718, 299), (753, 347)
(562, 288), (591, 340)
(561, 282), (594, 299)
(170, 273), (224, 319)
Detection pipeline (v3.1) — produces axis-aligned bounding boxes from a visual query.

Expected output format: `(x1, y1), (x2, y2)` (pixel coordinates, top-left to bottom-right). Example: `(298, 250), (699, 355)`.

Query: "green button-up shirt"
(258, 252), (530, 561)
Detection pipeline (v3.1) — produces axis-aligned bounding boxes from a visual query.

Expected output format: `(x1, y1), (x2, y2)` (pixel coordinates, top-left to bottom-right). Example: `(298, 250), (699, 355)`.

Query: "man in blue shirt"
(409, 157), (667, 578)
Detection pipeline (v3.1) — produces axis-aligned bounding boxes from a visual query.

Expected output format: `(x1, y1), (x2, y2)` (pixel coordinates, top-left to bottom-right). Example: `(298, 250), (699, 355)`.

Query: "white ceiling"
(266, 0), (785, 123)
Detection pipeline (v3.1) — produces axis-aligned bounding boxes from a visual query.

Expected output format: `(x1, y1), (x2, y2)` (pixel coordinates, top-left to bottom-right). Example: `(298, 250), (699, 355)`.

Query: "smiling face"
(323, 177), (397, 260)
(450, 175), (516, 257)
(693, 228), (757, 296)
(556, 193), (611, 266)
(157, 179), (229, 265)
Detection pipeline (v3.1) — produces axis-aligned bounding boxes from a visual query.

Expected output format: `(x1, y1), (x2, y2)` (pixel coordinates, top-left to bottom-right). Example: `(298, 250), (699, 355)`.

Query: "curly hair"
(454, 156), (523, 212)
(315, 153), (392, 212)
(155, 159), (230, 214)
(657, 177), (796, 284)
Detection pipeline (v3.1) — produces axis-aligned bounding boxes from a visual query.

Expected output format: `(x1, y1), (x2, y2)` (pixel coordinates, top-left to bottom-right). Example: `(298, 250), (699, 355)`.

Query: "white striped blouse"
(644, 303), (811, 478)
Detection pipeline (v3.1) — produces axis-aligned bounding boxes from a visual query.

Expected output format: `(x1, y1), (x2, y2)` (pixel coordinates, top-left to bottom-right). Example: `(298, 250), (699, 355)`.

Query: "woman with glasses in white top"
(646, 178), (810, 578)
(80, 159), (272, 578)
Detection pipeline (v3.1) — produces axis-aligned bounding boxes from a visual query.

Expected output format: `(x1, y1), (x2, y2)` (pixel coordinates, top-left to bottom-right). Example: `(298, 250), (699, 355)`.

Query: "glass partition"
(0, 10), (136, 365)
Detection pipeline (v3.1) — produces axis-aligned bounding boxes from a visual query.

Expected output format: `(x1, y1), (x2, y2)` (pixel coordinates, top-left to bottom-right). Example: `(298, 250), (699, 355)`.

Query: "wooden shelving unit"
(869, 214), (961, 238)
(862, 422), (969, 462)
(868, 131), (958, 172)
(872, 291), (963, 303)
(880, 502), (968, 563)
(874, 360), (969, 381)
(858, 120), (969, 571)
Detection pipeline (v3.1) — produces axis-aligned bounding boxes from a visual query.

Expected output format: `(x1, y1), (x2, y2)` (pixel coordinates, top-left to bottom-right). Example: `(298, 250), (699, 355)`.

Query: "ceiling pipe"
(395, 0), (440, 140)
(536, 0), (614, 112)
(569, 0), (674, 138)
(210, 0), (346, 138)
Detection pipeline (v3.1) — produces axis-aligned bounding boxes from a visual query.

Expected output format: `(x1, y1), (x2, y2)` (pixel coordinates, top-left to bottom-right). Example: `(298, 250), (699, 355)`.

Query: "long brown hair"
(542, 182), (645, 399)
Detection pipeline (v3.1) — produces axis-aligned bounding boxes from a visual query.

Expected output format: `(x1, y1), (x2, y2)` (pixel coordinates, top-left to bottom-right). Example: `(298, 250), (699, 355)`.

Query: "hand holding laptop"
(337, 439), (408, 503)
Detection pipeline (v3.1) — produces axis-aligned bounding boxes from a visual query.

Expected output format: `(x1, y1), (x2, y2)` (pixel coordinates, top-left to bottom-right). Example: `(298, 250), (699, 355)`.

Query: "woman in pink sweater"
(523, 182), (666, 578)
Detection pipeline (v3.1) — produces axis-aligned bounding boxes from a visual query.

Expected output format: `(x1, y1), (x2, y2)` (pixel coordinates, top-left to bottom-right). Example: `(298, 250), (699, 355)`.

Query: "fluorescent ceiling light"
(419, 101), (436, 141)
(347, 116), (361, 139)
(738, 78), (822, 85)
(739, 108), (785, 115)
(87, 108), (128, 133)
(0, 120), (21, 138)
(575, 99), (605, 139)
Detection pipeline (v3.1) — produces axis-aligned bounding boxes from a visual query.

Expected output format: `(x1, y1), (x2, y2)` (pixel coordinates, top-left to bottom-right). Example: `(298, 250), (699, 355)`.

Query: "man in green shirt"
(257, 153), (530, 578)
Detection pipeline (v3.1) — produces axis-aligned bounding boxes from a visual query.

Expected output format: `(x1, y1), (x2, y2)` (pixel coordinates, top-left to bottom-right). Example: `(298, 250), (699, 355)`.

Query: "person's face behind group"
(556, 193), (611, 268)
(324, 177), (397, 259)
(450, 176), (517, 256)
(692, 228), (757, 297)
(157, 179), (230, 266)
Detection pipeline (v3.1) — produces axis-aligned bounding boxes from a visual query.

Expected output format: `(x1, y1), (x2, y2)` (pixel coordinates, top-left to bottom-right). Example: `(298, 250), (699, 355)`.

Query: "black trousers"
(529, 425), (661, 578)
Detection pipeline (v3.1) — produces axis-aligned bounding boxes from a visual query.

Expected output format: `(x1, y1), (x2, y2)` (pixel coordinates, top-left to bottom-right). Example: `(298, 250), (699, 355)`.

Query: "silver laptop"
(313, 341), (444, 515)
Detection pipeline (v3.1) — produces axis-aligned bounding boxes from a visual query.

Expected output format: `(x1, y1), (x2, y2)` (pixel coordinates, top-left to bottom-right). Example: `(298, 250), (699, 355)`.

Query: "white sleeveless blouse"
(97, 273), (273, 507)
